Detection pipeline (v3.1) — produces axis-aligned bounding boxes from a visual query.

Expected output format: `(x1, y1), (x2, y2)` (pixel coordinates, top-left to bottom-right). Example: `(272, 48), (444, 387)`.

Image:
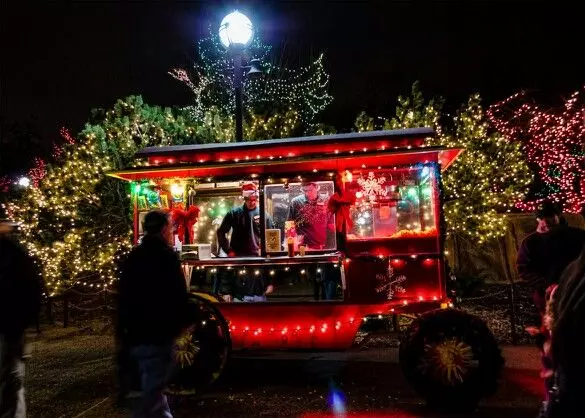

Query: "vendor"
(215, 182), (274, 302)
(287, 181), (335, 250)
(217, 182), (265, 257)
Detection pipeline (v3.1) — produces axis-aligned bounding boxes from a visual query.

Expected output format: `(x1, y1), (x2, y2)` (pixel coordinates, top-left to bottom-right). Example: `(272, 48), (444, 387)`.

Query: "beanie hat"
(242, 182), (258, 198)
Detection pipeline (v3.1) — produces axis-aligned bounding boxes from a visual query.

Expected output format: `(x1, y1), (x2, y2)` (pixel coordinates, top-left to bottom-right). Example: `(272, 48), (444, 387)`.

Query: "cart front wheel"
(167, 293), (231, 395)
(399, 309), (503, 411)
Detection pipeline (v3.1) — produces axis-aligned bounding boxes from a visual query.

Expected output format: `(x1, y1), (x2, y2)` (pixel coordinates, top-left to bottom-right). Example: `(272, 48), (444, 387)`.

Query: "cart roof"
(107, 128), (463, 181)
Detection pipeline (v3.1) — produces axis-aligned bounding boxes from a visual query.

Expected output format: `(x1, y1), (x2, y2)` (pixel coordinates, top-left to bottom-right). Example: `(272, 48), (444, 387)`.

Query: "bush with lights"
(355, 83), (532, 244)
(487, 88), (585, 214)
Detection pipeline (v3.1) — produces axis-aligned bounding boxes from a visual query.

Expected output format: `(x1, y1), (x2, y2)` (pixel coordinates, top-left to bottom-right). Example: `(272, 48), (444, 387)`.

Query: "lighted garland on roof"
(487, 88), (585, 214)
(4, 96), (197, 295)
(355, 83), (532, 243)
(169, 31), (332, 133)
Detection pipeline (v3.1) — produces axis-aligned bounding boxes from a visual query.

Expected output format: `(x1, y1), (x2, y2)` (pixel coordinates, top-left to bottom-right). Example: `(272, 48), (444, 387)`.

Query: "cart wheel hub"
(422, 339), (474, 385)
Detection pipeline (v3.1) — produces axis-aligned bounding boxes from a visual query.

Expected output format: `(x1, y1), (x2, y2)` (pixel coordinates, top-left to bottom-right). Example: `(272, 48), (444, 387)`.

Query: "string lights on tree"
(355, 83), (532, 243)
(169, 30), (333, 135)
(5, 96), (198, 295)
(487, 88), (585, 214)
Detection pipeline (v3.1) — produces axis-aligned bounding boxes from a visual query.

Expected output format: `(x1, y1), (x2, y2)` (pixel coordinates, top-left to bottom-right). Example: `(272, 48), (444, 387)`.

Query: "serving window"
(345, 166), (437, 240)
(263, 181), (336, 253)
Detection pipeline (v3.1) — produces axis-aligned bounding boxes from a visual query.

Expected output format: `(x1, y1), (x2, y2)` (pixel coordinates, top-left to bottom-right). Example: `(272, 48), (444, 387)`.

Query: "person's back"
(551, 246), (585, 415)
(0, 236), (41, 338)
(0, 224), (41, 418)
(118, 235), (188, 346)
(117, 210), (189, 418)
(517, 208), (585, 313)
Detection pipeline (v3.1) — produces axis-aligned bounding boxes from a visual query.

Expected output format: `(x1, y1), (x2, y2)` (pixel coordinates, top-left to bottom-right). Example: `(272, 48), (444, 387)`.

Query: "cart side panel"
(344, 251), (443, 304)
(217, 303), (365, 350)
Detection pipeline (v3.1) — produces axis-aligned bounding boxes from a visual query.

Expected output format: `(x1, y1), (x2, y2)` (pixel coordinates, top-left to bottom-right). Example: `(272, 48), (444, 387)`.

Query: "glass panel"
(188, 263), (343, 302)
(264, 181), (336, 252)
(193, 194), (242, 254)
(346, 166), (437, 240)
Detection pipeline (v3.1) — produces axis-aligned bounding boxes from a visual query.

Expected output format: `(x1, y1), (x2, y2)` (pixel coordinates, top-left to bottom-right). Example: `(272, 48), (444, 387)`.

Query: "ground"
(25, 324), (542, 418)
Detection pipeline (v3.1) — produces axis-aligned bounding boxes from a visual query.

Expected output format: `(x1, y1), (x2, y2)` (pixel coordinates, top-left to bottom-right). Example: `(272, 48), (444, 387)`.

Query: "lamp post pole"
(219, 10), (254, 143)
(233, 53), (244, 142)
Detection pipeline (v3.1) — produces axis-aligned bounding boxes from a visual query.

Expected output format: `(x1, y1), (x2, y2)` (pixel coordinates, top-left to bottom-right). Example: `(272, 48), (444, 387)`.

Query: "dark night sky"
(1, 1), (584, 175)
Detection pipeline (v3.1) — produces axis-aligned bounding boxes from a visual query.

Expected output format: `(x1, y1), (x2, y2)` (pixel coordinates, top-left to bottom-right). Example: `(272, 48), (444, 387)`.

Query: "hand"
(525, 326), (540, 336)
(222, 294), (233, 303)
(265, 285), (274, 295)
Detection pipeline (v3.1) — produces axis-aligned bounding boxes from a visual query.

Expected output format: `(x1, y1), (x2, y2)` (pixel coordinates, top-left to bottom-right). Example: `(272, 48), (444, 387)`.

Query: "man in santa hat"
(216, 183), (274, 301)
(217, 182), (264, 257)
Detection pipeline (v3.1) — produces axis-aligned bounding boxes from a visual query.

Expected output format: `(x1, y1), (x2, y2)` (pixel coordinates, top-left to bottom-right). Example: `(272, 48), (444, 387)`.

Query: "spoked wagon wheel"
(399, 309), (503, 412)
(167, 293), (231, 396)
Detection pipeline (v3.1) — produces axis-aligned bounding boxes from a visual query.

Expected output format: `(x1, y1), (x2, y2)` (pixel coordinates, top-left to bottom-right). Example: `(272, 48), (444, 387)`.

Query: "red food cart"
(109, 127), (503, 409)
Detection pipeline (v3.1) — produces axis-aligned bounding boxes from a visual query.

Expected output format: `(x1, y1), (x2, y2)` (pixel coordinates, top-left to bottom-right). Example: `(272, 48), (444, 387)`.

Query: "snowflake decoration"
(375, 263), (407, 300)
(357, 172), (387, 201)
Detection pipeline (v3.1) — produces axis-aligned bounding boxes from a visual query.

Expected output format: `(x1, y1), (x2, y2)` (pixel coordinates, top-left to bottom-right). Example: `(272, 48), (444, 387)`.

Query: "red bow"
(171, 204), (200, 243)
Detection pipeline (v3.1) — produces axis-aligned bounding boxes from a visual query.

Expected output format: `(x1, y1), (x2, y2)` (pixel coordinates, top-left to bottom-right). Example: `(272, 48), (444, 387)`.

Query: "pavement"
(25, 326), (542, 417)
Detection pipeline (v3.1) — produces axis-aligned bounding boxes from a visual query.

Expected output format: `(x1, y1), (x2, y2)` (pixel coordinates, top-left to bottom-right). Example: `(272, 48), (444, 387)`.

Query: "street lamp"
(219, 11), (259, 142)
(17, 177), (30, 188)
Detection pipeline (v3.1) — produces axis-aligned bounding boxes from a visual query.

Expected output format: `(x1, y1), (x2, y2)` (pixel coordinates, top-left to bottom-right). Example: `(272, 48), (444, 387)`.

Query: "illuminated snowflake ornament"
(375, 262), (406, 300)
(358, 172), (387, 201)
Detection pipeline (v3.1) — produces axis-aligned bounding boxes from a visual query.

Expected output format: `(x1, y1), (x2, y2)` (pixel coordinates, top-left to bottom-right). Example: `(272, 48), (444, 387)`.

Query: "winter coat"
(517, 226), (585, 310)
(0, 235), (41, 338)
(117, 235), (190, 346)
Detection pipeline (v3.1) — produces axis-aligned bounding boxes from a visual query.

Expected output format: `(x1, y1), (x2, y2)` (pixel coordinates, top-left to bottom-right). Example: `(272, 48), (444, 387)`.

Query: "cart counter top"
(181, 253), (342, 267)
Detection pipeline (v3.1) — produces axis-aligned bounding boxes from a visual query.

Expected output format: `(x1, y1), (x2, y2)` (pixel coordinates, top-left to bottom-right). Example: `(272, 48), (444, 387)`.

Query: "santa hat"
(241, 182), (258, 198)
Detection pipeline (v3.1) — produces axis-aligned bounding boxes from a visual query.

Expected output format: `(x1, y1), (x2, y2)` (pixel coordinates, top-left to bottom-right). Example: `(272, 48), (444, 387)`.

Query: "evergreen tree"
(170, 31), (333, 137)
(5, 96), (197, 295)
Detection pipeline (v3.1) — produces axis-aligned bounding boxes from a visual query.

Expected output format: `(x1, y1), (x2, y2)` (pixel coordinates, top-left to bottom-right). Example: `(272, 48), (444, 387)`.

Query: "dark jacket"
(0, 235), (41, 338)
(551, 246), (585, 415)
(217, 205), (272, 256)
(117, 235), (189, 346)
(517, 226), (585, 308)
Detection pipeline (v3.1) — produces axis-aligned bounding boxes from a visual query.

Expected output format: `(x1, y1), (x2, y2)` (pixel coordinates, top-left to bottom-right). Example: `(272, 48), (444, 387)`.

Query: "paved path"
(25, 330), (542, 417)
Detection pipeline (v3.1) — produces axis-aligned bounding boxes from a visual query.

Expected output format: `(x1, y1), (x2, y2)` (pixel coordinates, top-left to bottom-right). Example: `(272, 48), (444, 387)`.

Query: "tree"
(355, 83), (532, 243)
(487, 89), (585, 214)
(169, 31), (333, 136)
(5, 96), (197, 295)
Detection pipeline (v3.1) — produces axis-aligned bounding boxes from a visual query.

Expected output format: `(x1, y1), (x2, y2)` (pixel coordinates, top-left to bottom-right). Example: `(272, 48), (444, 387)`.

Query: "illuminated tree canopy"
(488, 88), (585, 214)
(169, 31), (333, 135)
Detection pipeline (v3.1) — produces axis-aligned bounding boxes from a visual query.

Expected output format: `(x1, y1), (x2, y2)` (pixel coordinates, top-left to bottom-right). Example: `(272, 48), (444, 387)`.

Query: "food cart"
(108, 127), (503, 409)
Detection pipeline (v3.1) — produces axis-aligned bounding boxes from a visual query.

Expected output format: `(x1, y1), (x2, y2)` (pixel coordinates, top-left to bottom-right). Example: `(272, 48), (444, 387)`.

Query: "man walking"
(0, 221), (41, 418)
(117, 210), (189, 417)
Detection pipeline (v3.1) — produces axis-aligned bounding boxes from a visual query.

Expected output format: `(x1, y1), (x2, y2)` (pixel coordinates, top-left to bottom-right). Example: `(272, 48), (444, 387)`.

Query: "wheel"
(167, 293), (231, 395)
(399, 308), (503, 411)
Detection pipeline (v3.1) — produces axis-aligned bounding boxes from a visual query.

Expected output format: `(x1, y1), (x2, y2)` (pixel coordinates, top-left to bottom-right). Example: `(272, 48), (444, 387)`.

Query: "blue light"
(421, 166), (430, 177)
(327, 387), (346, 415)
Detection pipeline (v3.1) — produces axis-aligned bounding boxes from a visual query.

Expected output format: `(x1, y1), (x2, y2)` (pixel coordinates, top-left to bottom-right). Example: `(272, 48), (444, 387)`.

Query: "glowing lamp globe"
(219, 11), (253, 48)
(17, 177), (30, 187)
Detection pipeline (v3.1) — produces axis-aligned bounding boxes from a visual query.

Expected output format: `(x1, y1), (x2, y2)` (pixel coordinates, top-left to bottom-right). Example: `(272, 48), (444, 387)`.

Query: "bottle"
(287, 236), (294, 257)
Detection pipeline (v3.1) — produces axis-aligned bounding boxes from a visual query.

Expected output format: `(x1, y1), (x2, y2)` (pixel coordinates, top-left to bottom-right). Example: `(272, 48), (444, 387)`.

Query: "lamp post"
(219, 11), (257, 142)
